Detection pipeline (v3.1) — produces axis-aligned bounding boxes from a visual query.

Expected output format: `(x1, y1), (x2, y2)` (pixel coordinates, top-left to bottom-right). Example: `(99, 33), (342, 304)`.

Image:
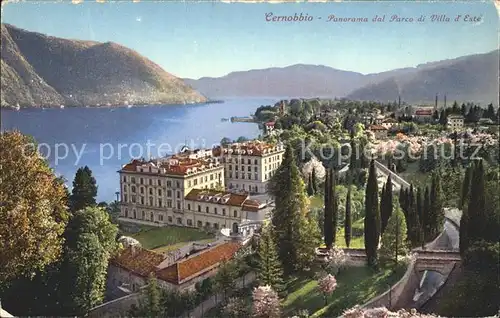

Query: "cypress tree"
(345, 186), (352, 248)
(257, 224), (285, 293)
(70, 166), (98, 213)
(459, 204), (469, 256)
(307, 174), (314, 196)
(364, 160), (380, 267)
(399, 187), (405, 212)
(270, 144), (318, 274)
(416, 187), (424, 248)
(461, 165), (473, 209)
(381, 176), (393, 234)
(423, 186), (431, 241)
(467, 160), (486, 242)
(429, 173), (444, 238)
(324, 169), (333, 248)
(312, 167), (318, 194)
(331, 170), (338, 246)
(380, 184), (387, 234)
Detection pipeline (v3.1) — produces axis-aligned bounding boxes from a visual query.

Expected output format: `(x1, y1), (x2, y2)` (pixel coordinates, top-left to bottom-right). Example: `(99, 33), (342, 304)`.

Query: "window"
(158, 180), (161, 186)
(242, 173), (245, 179)
(214, 223), (219, 230)
(133, 209), (137, 218)
(197, 220), (203, 228)
(167, 200), (172, 208)
(200, 177), (203, 184)
(140, 197), (145, 205)
(131, 177), (136, 183)
(206, 222), (211, 227)
(198, 205), (201, 212)
(158, 199), (162, 207)
(187, 219), (193, 226)
(247, 166), (251, 172)
(158, 189), (162, 196)
(210, 174), (214, 180)
(150, 212), (154, 221)
(123, 176), (127, 182)
(229, 172), (233, 178)
(206, 207), (209, 213)
(149, 188), (153, 195)
(204, 176), (207, 182)
(131, 195), (136, 203)
(214, 207), (218, 214)
(235, 158), (238, 164)
(149, 197), (153, 206)
(187, 204), (191, 210)
(123, 186), (127, 193)
(264, 159), (266, 164)
(254, 173), (258, 180)
(222, 208), (226, 216)
(167, 181), (172, 187)
(235, 174), (239, 179)
(125, 208), (128, 217)
(176, 191), (180, 199)
(149, 179), (152, 185)
(124, 194), (128, 202)
(140, 178), (144, 185)
(235, 165), (239, 171)
(167, 190), (172, 197)
(247, 173), (251, 180)
(177, 202), (181, 210)
(140, 187), (144, 194)
(254, 167), (258, 172)
(141, 211), (145, 219)
(176, 181), (180, 188)
(159, 214), (164, 221)
(254, 159), (257, 165)
(177, 218), (182, 225)
(168, 216), (173, 222)
(188, 180), (191, 187)
(233, 210), (238, 218)
(131, 186), (136, 193)
(194, 179), (198, 185)
(229, 165), (232, 171)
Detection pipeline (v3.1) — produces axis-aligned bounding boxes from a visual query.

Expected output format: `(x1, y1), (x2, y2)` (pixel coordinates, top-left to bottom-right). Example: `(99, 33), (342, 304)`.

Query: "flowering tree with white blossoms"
(342, 306), (442, 318)
(252, 285), (281, 318)
(318, 274), (337, 305)
(325, 246), (347, 275)
(301, 155), (326, 182)
(222, 297), (250, 318)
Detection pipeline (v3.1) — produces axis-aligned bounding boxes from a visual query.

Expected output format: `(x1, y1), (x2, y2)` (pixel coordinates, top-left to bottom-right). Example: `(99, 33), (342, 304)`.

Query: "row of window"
(228, 165), (258, 172)
(124, 186), (181, 199)
(123, 209), (239, 232)
(220, 154), (282, 165)
(228, 183), (260, 193)
(227, 172), (259, 180)
(187, 172), (222, 188)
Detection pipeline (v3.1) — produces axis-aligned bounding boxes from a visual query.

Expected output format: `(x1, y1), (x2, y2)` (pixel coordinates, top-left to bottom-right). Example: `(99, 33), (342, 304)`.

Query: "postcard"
(0, 1), (498, 317)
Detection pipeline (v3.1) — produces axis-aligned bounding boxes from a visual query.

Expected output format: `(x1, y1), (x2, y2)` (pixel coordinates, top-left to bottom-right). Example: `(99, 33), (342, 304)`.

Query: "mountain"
(0, 24), (206, 108)
(184, 64), (369, 99)
(347, 50), (499, 104)
(186, 51), (498, 104)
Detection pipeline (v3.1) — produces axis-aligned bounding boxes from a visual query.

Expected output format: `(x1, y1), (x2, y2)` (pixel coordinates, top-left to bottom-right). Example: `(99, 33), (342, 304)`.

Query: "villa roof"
(155, 242), (241, 285)
(111, 246), (164, 278)
(369, 125), (388, 131)
(119, 156), (221, 176)
(265, 121), (275, 126)
(415, 109), (433, 116)
(212, 141), (283, 157)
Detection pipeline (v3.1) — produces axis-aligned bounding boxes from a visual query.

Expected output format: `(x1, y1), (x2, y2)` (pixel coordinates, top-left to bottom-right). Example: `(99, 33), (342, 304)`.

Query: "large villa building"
(118, 140), (284, 235)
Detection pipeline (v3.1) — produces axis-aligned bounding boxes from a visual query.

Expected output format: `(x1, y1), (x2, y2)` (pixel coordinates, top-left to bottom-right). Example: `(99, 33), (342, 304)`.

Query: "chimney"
(444, 94), (447, 108)
(435, 94), (438, 111)
(398, 95), (401, 108)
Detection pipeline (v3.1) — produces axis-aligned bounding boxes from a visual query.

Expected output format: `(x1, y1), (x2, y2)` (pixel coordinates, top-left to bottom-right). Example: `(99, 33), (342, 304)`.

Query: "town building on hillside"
(118, 140), (281, 235)
(374, 114), (385, 125)
(212, 141), (285, 194)
(264, 121), (275, 135)
(447, 114), (465, 130)
(412, 106), (434, 123)
(107, 241), (241, 295)
(368, 125), (388, 139)
(381, 117), (398, 130)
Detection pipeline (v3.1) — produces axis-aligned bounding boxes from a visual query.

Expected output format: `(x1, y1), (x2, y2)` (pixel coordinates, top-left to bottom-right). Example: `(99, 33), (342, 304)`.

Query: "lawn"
(283, 264), (406, 317)
(123, 225), (215, 250)
(152, 238), (217, 253)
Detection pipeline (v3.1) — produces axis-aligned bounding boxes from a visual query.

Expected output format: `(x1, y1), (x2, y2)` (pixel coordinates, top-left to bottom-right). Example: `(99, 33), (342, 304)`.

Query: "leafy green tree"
(256, 224), (284, 293)
(220, 137), (232, 145)
(69, 166), (98, 212)
(364, 160), (380, 267)
(144, 272), (161, 317)
(214, 260), (238, 300)
(380, 206), (408, 265)
(59, 206), (118, 315)
(269, 144), (318, 273)
(345, 186), (352, 248)
(0, 131), (69, 287)
(236, 136), (249, 143)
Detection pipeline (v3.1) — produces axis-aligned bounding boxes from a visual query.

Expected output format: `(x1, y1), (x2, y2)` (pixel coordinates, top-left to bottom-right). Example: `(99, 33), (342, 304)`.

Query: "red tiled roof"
(119, 157), (220, 176)
(265, 122), (275, 126)
(212, 141), (281, 157)
(415, 109), (433, 116)
(369, 125), (388, 131)
(242, 199), (261, 212)
(184, 188), (249, 207)
(111, 246), (164, 277)
(156, 242), (241, 284)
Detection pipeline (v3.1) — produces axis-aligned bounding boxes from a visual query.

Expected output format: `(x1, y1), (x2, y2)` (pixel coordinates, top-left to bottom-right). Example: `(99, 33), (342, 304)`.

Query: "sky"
(2, 1), (498, 79)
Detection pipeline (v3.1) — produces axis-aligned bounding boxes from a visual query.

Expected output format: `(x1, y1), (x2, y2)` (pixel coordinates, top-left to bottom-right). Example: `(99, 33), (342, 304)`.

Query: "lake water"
(1, 98), (276, 201)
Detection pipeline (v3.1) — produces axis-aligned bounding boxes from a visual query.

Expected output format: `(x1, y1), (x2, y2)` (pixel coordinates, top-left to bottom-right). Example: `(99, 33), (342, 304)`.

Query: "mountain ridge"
(185, 49), (499, 104)
(0, 23), (207, 108)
